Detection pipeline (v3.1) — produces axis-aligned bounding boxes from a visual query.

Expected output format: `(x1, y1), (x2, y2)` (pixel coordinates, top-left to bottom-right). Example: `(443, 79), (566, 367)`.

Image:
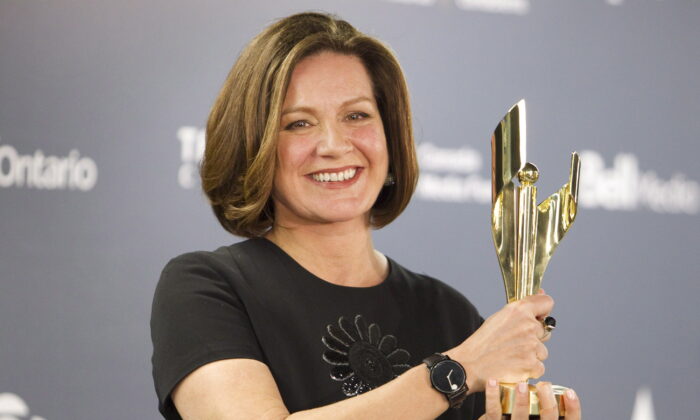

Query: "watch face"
(430, 360), (466, 394)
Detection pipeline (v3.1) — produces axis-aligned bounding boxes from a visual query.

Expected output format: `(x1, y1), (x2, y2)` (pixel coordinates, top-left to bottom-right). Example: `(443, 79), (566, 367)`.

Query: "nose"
(317, 122), (353, 157)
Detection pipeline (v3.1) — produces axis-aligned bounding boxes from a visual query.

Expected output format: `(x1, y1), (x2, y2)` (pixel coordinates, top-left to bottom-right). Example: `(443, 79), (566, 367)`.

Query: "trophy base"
(499, 383), (567, 419)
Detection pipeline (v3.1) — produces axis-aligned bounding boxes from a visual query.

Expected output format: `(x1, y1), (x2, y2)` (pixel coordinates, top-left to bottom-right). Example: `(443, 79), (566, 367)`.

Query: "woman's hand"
(447, 292), (554, 392)
(479, 379), (581, 420)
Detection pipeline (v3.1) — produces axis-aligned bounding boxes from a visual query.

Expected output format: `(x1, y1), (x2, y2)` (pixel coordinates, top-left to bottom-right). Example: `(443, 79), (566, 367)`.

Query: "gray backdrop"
(1, 1), (698, 419)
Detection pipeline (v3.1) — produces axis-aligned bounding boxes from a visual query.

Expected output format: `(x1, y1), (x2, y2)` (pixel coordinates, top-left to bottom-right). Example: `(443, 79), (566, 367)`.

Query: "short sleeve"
(150, 251), (264, 419)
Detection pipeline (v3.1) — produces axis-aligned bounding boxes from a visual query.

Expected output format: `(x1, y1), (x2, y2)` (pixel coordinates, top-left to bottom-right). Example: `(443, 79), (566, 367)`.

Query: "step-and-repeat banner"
(1, 1), (698, 419)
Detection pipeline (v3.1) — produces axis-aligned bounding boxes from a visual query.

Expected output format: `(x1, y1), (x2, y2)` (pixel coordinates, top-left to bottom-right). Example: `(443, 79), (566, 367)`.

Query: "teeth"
(312, 168), (357, 183)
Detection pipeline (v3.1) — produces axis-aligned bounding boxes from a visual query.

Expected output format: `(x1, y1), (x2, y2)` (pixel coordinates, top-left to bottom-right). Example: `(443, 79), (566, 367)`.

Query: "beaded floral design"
(321, 314), (412, 397)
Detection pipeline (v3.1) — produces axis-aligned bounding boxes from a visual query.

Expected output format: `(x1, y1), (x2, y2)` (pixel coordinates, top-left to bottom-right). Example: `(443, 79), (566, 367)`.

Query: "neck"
(265, 218), (387, 287)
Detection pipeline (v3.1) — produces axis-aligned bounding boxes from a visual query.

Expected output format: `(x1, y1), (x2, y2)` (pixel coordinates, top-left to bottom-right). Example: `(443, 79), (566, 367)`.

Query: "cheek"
(276, 135), (315, 174)
(350, 125), (388, 161)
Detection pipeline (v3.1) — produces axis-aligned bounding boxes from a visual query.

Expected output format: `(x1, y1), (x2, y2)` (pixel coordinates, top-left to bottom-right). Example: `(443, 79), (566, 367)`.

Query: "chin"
(316, 212), (368, 225)
(310, 205), (372, 225)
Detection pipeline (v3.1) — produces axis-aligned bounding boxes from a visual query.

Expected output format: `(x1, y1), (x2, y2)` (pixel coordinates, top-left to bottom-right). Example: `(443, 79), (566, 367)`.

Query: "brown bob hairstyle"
(201, 12), (418, 237)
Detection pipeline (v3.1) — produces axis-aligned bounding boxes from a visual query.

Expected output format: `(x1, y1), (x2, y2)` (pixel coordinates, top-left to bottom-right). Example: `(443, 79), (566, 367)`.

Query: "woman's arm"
(173, 293), (554, 420)
(173, 358), (451, 420)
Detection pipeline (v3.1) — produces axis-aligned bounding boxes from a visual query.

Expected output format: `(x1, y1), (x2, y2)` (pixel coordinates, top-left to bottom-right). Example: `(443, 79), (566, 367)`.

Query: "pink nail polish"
(566, 389), (577, 400)
(488, 379), (497, 388)
(518, 382), (528, 393)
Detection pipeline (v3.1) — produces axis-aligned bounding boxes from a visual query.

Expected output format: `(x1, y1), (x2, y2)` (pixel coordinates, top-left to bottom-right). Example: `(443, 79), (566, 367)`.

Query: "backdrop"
(1, 1), (698, 419)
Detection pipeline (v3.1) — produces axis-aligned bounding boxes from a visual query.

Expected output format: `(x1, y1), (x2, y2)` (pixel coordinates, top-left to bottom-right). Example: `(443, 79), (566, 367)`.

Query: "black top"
(150, 238), (485, 419)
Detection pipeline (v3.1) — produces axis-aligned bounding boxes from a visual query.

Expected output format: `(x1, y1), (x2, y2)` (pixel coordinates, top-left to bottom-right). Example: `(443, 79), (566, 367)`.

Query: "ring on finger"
(543, 316), (556, 332)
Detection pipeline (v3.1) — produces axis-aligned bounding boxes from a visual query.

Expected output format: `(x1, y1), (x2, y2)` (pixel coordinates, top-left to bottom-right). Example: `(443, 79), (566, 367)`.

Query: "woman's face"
(272, 51), (389, 228)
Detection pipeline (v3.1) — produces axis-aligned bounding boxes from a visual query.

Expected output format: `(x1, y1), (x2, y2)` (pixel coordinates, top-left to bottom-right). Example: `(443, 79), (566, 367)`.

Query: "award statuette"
(490, 100), (580, 418)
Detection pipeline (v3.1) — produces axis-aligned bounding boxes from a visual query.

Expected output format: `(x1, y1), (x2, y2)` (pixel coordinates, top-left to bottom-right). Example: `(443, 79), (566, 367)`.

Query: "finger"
(535, 320), (548, 341)
(510, 382), (531, 419)
(519, 294), (554, 319)
(532, 360), (546, 379)
(536, 342), (549, 361)
(483, 379), (502, 420)
(564, 389), (581, 420)
(535, 382), (559, 420)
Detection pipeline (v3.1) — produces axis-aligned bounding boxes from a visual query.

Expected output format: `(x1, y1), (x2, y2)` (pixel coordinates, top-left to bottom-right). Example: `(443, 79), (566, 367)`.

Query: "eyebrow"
(280, 96), (374, 116)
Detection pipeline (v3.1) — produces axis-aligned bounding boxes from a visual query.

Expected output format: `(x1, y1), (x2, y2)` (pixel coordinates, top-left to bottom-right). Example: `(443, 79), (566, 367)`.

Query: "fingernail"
(566, 389), (577, 400)
(518, 382), (528, 393)
(488, 379), (497, 388)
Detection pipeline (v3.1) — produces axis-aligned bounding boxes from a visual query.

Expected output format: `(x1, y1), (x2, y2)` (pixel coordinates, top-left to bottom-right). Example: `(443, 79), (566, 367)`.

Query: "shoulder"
(154, 240), (264, 306)
(153, 238), (284, 306)
(156, 247), (234, 295)
(161, 242), (242, 276)
(157, 239), (269, 288)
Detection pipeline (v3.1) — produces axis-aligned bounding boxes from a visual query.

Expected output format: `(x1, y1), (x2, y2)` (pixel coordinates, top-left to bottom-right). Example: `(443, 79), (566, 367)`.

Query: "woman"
(150, 12), (581, 420)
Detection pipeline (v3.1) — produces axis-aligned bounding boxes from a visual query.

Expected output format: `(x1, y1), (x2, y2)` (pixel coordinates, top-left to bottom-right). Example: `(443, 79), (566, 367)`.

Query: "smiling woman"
(200, 13), (417, 238)
(150, 11), (581, 420)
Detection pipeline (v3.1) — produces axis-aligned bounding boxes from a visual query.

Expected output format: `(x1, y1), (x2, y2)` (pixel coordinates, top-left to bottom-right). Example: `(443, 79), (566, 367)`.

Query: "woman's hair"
(201, 12), (418, 237)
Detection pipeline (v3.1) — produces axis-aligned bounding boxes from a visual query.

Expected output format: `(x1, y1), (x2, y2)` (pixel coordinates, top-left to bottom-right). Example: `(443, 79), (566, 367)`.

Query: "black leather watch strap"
(423, 353), (447, 369)
(423, 353), (469, 409)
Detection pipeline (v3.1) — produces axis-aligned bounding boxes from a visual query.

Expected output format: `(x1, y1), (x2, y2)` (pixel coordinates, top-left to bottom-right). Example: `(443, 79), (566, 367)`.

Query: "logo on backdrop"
(0, 138), (98, 191)
(631, 387), (656, 420)
(416, 143), (491, 204)
(416, 143), (700, 215)
(177, 126), (205, 189)
(0, 393), (46, 420)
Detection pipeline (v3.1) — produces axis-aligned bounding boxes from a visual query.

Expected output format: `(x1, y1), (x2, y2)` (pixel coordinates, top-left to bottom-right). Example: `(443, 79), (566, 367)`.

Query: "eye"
(285, 120), (311, 130)
(347, 112), (370, 121)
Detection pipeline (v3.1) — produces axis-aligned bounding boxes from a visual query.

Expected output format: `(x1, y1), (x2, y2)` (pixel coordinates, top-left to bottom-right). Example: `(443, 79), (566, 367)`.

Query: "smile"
(311, 167), (358, 183)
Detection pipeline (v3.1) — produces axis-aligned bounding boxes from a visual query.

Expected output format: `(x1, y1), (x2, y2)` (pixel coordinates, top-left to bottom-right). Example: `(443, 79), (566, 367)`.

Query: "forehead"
(283, 52), (375, 107)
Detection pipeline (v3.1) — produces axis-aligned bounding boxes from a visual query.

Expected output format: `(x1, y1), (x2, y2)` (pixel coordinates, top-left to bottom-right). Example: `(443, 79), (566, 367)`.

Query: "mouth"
(309, 166), (360, 183)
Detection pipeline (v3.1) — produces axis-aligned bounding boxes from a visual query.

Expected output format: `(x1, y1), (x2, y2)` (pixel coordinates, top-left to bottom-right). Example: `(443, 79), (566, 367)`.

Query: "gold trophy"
(490, 100), (580, 418)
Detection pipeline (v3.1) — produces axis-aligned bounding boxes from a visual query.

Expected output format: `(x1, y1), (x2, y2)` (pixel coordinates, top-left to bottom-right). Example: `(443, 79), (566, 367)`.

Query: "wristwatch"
(423, 353), (468, 409)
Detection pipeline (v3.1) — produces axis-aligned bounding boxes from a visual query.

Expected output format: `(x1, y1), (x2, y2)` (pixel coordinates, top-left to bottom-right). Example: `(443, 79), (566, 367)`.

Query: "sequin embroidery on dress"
(321, 314), (412, 397)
